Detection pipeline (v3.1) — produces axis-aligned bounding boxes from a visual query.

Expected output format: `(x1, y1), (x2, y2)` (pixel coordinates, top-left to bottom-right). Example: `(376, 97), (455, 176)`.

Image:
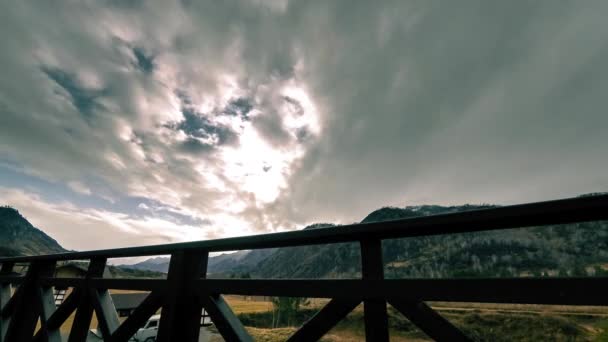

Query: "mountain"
(123, 256), (171, 273)
(256, 203), (608, 279)
(207, 248), (276, 275)
(121, 248), (276, 275)
(0, 206), (67, 256)
(118, 194), (608, 279)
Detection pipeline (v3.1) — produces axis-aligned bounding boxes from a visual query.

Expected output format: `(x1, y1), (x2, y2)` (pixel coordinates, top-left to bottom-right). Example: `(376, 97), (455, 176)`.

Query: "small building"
(111, 293), (149, 317)
(54, 264), (87, 278)
(54, 263), (112, 278)
(53, 263), (112, 305)
(111, 293), (212, 325)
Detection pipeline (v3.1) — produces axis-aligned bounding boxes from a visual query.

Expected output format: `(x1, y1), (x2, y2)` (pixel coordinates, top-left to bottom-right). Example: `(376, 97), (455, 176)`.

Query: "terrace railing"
(1, 194), (608, 341)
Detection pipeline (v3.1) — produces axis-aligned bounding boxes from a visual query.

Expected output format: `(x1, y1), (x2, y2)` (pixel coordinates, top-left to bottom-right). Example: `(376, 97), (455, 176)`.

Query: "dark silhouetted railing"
(1, 194), (608, 341)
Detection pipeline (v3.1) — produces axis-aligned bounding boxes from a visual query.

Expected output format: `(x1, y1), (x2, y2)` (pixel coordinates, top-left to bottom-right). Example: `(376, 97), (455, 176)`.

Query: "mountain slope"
(123, 256), (170, 273)
(117, 195), (608, 280)
(257, 203), (608, 279)
(122, 248), (276, 275)
(0, 206), (67, 256)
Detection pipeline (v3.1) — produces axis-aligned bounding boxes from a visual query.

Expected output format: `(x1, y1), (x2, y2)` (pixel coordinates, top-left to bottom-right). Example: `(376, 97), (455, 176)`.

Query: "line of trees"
(271, 297), (309, 328)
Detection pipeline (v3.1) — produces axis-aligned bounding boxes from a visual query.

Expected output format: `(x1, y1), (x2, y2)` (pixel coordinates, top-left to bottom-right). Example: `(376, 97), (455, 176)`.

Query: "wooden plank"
(90, 287), (120, 341)
(0, 194), (606, 341)
(112, 291), (163, 342)
(361, 239), (384, 280)
(360, 239), (388, 342)
(0, 285), (10, 342)
(38, 285), (62, 342)
(0, 262), (15, 342)
(5, 261), (55, 342)
(0, 292), (18, 319)
(287, 299), (360, 342)
(198, 249), (251, 342)
(156, 251), (205, 342)
(201, 294), (252, 342)
(32, 290), (79, 342)
(68, 258), (106, 342)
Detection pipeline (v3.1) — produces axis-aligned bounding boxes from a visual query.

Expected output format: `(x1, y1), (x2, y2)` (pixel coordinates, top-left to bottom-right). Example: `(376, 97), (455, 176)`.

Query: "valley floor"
(35, 292), (608, 341)
(224, 296), (608, 341)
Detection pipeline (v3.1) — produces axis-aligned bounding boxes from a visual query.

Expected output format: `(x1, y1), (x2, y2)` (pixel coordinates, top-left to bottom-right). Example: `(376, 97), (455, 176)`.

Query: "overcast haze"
(1, 0), (607, 252)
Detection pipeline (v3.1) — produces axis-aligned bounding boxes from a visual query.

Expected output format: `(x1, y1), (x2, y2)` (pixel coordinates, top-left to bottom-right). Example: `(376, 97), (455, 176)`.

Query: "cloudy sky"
(1, 0), (607, 252)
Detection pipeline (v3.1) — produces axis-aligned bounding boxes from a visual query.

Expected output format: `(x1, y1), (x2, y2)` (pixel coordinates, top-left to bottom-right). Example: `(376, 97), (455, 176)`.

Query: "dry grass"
(386, 261), (412, 268)
(245, 327), (298, 341)
(37, 292), (608, 340)
(325, 330), (429, 342)
(109, 289), (149, 294)
(243, 326), (429, 342)
(224, 295), (274, 314)
(230, 299), (608, 341)
(429, 302), (608, 316)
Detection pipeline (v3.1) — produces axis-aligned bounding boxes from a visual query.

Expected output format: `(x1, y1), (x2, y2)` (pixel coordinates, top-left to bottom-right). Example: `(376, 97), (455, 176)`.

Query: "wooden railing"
(1, 194), (608, 341)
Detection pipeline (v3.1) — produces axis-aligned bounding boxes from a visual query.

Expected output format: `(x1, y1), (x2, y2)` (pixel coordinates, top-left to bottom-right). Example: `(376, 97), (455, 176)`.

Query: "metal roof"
(110, 292), (149, 310)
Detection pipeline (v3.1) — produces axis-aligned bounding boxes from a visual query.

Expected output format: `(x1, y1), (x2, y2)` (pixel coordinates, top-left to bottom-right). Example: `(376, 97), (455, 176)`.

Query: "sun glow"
(219, 82), (320, 206)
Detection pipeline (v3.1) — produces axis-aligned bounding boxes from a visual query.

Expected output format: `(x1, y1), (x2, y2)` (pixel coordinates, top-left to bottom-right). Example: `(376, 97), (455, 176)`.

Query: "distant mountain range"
(124, 256), (170, 273)
(3, 194), (608, 280)
(0, 206), (274, 274)
(122, 195), (608, 279)
(122, 248), (276, 275)
(0, 206), (66, 256)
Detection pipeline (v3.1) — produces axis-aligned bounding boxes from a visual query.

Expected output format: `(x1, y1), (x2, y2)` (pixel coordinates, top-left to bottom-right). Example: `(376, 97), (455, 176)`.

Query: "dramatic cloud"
(0, 187), (206, 251)
(1, 1), (608, 251)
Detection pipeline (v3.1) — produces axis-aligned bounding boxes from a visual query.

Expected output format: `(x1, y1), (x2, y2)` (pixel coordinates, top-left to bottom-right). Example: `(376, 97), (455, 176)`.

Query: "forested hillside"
(244, 201), (608, 279)
(0, 206), (66, 256)
(18, 194), (606, 281)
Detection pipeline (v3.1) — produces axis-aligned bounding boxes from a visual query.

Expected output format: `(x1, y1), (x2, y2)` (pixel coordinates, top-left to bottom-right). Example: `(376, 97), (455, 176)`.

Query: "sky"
(1, 0), (608, 253)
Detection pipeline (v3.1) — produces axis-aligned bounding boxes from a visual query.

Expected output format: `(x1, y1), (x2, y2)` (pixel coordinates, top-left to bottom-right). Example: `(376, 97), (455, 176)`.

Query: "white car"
(131, 314), (160, 342)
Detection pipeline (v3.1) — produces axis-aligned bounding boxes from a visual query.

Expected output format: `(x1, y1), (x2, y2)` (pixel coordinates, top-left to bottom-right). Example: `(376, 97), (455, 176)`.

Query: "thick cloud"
(262, 1), (608, 225)
(1, 0), (608, 251)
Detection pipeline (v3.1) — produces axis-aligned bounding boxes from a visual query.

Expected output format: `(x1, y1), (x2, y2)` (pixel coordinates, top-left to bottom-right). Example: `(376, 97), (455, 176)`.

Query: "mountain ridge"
(3, 195), (607, 281)
(0, 206), (67, 256)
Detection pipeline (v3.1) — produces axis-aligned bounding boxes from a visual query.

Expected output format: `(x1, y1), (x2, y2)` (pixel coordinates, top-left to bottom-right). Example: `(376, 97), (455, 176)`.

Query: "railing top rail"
(1, 194), (607, 263)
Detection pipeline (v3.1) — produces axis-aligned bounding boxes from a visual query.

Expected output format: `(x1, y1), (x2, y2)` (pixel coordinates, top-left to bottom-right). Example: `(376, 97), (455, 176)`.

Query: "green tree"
(271, 297), (309, 327)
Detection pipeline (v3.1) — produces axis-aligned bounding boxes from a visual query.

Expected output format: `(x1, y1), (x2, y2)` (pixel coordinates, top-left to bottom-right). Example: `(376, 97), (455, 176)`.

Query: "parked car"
(131, 314), (160, 342)
(130, 310), (212, 341)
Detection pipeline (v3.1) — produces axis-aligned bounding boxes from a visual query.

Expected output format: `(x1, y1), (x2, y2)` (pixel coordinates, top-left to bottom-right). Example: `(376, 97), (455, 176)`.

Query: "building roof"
(56, 264), (88, 273)
(111, 293), (149, 310)
(55, 263), (112, 278)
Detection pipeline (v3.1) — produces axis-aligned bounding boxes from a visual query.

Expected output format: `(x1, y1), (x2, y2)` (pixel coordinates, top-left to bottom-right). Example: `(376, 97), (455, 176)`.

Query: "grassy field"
(225, 296), (608, 341)
(37, 292), (608, 341)
(43, 294), (268, 334)
(224, 296), (274, 313)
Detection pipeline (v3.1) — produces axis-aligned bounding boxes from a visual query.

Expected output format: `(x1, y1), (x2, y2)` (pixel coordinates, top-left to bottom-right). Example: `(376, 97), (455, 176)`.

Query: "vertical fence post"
(90, 269), (120, 341)
(69, 258), (106, 342)
(157, 250), (206, 342)
(199, 249), (253, 342)
(360, 239), (389, 342)
(5, 261), (56, 342)
(200, 250), (209, 329)
(37, 261), (62, 342)
(0, 262), (15, 342)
